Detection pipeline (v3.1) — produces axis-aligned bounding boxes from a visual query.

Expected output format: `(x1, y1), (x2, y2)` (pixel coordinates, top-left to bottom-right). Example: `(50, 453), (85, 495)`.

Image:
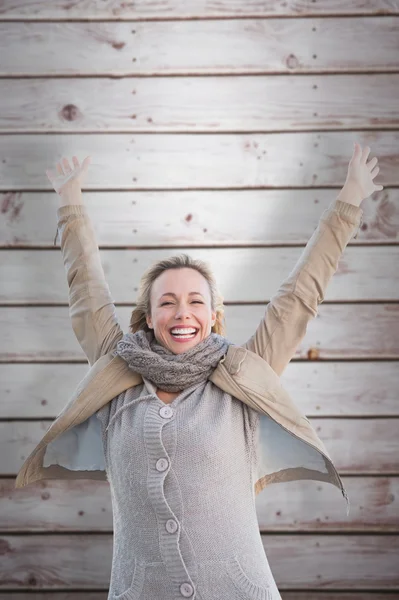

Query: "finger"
(370, 165), (380, 178)
(361, 146), (371, 164)
(56, 162), (64, 176)
(367, 156), (378, 170)
(72, 156), (80, 169)
(81, 156), (91, 173)
(351, 142), (361, 162)
(62, 157), (72, 173)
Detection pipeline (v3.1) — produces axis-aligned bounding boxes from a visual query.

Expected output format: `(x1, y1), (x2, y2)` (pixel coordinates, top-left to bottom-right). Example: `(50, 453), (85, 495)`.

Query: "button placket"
(144, 402), (197, 596)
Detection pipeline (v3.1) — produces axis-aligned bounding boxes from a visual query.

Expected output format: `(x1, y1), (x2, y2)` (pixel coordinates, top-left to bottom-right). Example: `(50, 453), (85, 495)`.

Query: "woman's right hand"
(45, 155), (91, 196)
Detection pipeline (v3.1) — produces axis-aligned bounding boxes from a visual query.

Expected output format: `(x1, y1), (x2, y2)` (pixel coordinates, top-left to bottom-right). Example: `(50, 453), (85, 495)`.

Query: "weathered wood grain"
(0, 74), (398, 132)
(3, 594), (398, 600)
(2, 594), (399, 600)
(1, 0), (398, 19)
(1, 19), (398, 75)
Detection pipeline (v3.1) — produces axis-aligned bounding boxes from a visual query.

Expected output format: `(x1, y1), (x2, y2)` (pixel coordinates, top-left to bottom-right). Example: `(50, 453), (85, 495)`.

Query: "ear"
(211, 310), (217, 327)
(146, 314), (153, 329)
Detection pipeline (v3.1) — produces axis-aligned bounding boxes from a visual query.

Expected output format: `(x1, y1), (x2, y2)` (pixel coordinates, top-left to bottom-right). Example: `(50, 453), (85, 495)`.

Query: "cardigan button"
(159, 405), (174, 419)
(180, 582), (194, 597)
(165, 519), (178, 533)
(156, 458), (169, 472)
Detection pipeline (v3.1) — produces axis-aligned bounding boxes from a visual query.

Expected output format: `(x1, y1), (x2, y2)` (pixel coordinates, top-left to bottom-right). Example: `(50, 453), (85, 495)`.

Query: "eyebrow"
(160, 292), (204, 298)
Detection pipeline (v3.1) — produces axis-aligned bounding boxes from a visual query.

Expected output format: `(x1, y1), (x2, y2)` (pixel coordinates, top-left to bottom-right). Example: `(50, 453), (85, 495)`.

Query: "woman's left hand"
(343, 142), (384, 202)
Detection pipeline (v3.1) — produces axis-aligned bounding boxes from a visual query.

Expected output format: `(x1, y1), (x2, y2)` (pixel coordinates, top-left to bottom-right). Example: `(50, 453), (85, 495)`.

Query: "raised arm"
(242, 143), (383, 376)
(47, 156), (124, 366)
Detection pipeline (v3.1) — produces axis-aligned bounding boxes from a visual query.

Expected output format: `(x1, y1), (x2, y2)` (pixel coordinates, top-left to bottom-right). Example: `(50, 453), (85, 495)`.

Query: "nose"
(174, 303), (193, 320)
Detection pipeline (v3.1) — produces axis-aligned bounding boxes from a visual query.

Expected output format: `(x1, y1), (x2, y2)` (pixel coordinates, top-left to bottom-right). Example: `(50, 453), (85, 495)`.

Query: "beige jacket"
(15, 198), (363, 515)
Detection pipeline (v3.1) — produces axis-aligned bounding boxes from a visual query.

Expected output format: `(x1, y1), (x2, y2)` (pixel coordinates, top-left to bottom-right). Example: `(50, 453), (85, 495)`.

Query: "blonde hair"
(129, 253), (226, 336)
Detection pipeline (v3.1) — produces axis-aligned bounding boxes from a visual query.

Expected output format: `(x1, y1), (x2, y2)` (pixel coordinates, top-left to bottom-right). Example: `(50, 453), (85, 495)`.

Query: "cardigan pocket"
(196, 558), (274, 600)
(112, 557), (146, 600)
(226, 556), (274, 600)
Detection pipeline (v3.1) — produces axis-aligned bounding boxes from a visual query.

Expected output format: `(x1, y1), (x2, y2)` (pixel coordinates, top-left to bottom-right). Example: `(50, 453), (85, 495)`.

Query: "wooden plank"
(1, 245), (398, 303)
(2, 594), (399, 600)
(3, 595), (398, 600)
(2, 190), (397, 248)
(1, 0), (398, 19)
(0, 534), (398, 590)
(281, 596), (399, 600)
(1, 418), (398, 476)
(2, 361), (398, 419)
(1, 19), (398, 75)
(1, 74), (398, 133)
(0, 304), (397, 362)
(1, 132), (397, 191)
(266, 535), (399, 589)
(1, 476), (398, 533)
(0, 587), (399, 600)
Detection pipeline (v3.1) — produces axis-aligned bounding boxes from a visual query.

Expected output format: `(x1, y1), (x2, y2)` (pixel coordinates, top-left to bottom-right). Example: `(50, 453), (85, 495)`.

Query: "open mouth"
(169, 328), (199, 342)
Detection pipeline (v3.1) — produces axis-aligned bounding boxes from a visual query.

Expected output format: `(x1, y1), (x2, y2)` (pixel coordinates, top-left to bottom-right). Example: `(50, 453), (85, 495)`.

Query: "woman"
(44, 144), (382, 600)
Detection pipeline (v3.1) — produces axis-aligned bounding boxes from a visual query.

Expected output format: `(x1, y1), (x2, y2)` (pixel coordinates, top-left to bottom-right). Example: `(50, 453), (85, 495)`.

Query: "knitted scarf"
(112, 329), (233, 393)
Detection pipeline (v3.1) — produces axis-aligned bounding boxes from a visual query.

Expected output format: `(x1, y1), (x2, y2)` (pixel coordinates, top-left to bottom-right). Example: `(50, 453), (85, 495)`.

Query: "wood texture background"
(0, 0), (399, 598)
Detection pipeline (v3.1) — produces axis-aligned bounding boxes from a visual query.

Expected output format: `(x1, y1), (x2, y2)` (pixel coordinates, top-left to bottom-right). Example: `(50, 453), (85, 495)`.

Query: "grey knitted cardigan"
(95, 374), (282, 600)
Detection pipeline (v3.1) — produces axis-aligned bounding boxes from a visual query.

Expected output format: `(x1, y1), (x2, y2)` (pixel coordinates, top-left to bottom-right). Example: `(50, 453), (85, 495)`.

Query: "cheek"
(154, 313), (169, 329)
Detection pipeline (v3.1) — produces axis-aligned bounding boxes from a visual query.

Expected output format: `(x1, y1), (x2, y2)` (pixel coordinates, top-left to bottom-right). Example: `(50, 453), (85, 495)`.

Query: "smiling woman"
(39, 148), (373, 600)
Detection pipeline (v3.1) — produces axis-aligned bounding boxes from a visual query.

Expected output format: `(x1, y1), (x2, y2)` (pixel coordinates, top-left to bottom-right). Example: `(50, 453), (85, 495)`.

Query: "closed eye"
(161, 301), (203, 306)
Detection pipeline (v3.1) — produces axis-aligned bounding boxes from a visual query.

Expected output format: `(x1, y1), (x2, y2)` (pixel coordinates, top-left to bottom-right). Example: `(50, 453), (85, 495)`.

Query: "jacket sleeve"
(54, 204), (124, 367)
(241, 198), (363, 377)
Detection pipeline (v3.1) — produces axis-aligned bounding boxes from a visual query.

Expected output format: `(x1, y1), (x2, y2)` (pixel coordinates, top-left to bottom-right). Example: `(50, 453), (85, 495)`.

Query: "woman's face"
(146, 268), (217, 354)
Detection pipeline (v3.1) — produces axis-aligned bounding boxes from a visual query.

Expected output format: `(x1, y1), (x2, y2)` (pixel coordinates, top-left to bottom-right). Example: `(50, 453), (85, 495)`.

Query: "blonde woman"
(41, 144), (382, 600)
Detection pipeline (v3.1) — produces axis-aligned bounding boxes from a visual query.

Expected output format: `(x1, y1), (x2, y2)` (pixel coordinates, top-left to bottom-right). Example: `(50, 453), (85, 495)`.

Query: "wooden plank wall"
(0, 0), (399, 598)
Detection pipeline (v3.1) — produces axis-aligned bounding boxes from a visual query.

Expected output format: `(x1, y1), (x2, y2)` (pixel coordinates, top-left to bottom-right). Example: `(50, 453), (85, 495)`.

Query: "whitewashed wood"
(0, 304), (397, 362)
(2, 190), (397, 248)
(1, 245), (398, 303)
(0, 479), (112, 532)
(281, 596), (399, 600)
(1, 0), (398, 19)
(1, 19), (398, 75)
(0, 533), (398, 589)
(1, 75), (398, 132)
(267, 534), (399, 589)
(2, 361), (398, 419)
(1, 476), (398, 532)
(1, 418), (398, 476)
(279, 361), (399, 417)
(2, 595), (398, 600)
(1, 132), (396, 191)
(1, 595), (396, 600)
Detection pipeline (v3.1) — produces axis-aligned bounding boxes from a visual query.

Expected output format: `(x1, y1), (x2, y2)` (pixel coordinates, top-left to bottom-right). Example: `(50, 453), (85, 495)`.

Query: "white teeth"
(171, 328), (197, 334)
(172, 333), (196, 339)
